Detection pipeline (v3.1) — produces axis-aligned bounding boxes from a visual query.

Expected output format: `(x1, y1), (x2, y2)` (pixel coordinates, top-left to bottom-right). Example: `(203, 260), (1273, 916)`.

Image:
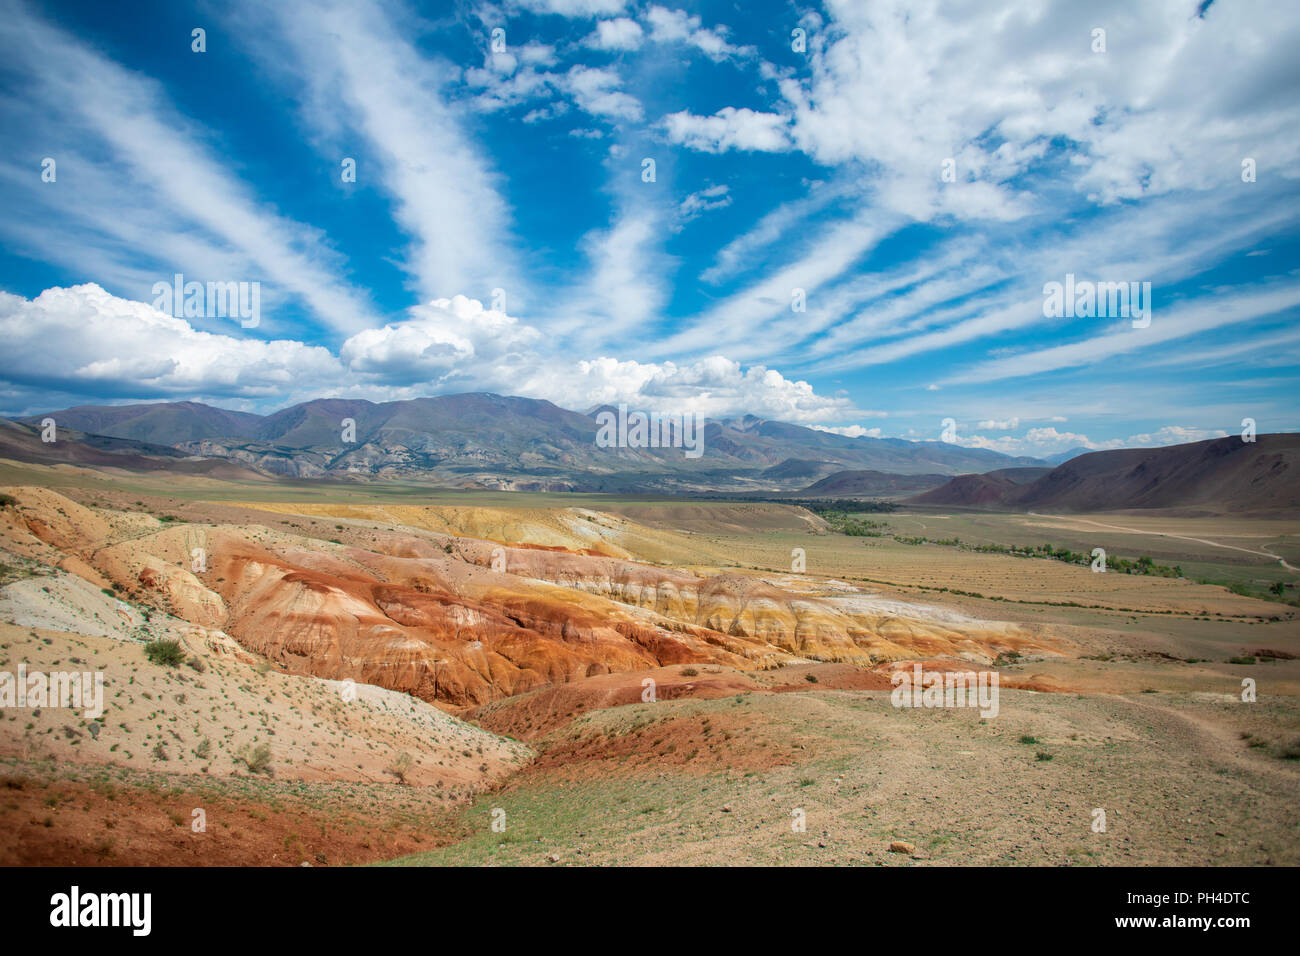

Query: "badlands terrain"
(0, 456), (1297, 866)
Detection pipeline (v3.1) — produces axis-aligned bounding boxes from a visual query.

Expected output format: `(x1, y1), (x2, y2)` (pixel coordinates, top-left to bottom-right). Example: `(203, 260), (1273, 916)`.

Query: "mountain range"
(8, 396), (1293, 512)
(9, 395), (1045, 492)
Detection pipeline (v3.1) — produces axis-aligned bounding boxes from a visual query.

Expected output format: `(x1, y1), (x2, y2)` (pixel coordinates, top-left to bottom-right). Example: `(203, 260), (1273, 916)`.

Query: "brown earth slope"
(911, 433), (1299, 514)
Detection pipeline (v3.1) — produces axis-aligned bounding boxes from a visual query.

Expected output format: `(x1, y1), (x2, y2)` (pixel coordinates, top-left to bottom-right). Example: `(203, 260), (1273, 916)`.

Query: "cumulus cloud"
(562, 66), (643, 121)
(663, 107), (790, 153)
(587, 18), (644, 50)
(566, 355), (854, 420)
(340, 295), (543, 383)
(0, 284), (341, 401)
(0, 285), (858, 424)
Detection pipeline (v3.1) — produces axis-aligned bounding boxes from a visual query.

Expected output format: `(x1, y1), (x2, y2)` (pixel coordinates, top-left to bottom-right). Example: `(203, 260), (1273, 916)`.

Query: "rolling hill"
(797, 469), (951, 497)
(909, 434), (1300, 514)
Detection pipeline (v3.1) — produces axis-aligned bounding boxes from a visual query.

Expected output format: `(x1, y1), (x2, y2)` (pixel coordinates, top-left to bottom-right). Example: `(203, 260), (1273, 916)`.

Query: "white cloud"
(670, 0), (1300, 225)
(246, 0), (522, 302)
(522, 101), (571, 124)
(0, 5), (380, 335)
(515, 0), (627, 16)
(663, 108), (790, 153)
(678, 185), (732, 223)
(700, 180), (850, 285)
(947, 423), (1232, 457)
(644, 6), (752, 60)
(0, 285), (341, 401)
(567, 355), (853, 421)
(977, 418), (1020, 430)
(813, 424), (882, 438)
(653, 216), (888, 358)
(340, 295), (543, 382)
(1124, 425), (1230, 447)
(1, 285), (855, 424)
(587, 18), (644, 51)
(562, 66), (643, 121)
(944, 283), (1300, 385)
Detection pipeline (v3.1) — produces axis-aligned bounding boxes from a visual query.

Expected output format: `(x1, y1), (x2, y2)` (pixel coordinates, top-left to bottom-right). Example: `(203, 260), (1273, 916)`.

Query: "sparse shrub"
(1035, 751), (1053, 761)
(680, 667), (699, 677)
(235, 742), (272, 774)
(144, 639), (186, 668)
(386, 752), (414, 784)
(1018, 735), (1038, 745)
(804, 674), (818, 683)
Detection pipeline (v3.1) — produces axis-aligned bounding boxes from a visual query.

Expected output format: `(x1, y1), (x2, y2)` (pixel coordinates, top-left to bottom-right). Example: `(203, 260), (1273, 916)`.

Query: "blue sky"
(0, 0), (1297, 457)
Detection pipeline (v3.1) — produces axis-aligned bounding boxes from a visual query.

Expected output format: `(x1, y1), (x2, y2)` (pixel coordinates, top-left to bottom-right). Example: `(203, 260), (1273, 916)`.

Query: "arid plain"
(1, 457), (1296, 866)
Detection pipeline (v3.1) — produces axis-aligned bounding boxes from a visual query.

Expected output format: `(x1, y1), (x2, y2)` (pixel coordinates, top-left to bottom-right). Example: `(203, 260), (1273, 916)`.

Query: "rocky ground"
(390, 670), (1300, 867)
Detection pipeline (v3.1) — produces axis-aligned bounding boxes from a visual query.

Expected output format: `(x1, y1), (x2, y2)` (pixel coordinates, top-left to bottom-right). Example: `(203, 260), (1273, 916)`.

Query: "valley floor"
(0, 462), (1295, 866)
(386, 679), (1300, 866)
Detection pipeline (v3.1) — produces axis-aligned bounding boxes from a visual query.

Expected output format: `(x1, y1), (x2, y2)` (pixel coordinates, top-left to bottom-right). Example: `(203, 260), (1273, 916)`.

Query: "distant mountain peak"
(14, 392), (1050, 490)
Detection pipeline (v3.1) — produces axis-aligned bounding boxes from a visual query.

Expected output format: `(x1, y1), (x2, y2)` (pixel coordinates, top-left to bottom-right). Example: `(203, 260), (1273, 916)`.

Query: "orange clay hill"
(0, 485), (1060, 713)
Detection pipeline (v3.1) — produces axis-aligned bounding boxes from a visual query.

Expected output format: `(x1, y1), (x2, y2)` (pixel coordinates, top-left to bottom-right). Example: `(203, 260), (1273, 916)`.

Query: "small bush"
(804, 673), (819, 683)
(144, 639), (186, 668)
(1035, 751), (1054, 762)
(236, 742), (272, 774)
(680, 666), (699, 677)
(1018, 735), (1038, 745)
(386, 752), (414, 784)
